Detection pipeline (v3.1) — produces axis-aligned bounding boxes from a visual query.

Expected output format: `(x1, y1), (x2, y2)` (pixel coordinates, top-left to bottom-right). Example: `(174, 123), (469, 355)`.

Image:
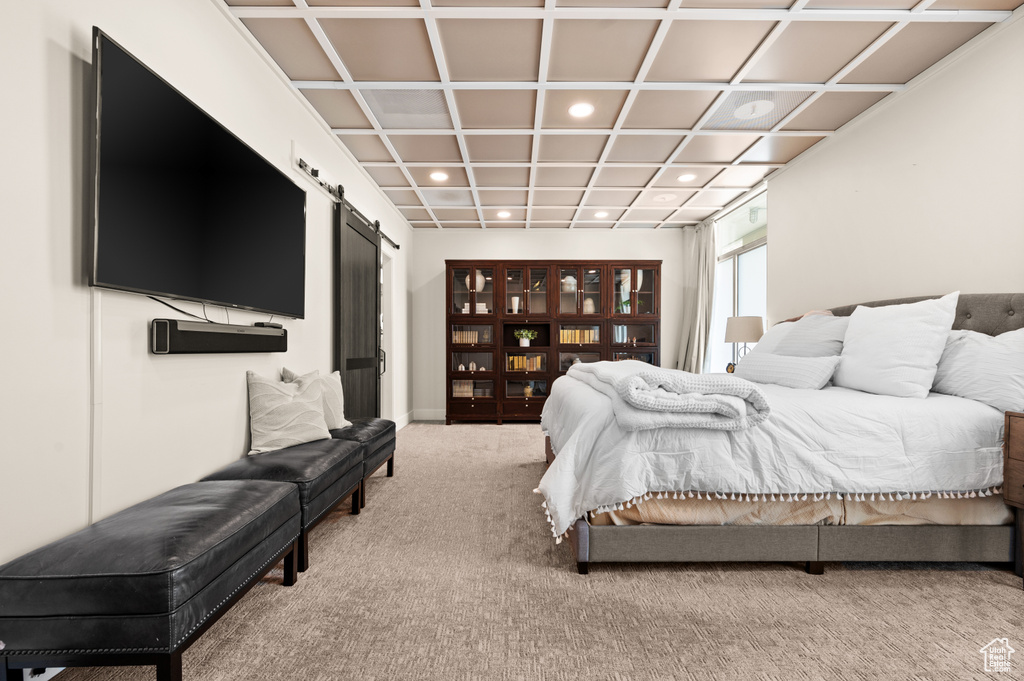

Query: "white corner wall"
(410, 229), (687, 420)
(0, 0), (413, 563)
(767, 13), (1024, 323)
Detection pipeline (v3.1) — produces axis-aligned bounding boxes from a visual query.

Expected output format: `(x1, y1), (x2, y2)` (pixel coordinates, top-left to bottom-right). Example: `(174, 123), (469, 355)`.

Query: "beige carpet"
(61, 423), (1021, 681)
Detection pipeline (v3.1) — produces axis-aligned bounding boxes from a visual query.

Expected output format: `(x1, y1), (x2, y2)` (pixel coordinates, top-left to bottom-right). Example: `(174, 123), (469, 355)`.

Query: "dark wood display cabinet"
(446, 260), (661, 425)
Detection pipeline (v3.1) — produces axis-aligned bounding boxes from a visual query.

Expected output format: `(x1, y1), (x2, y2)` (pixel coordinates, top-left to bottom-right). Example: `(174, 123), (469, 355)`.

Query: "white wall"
(410, 229), (687, 419)
(0, 0), (413, 563)
(767, 13), (1024, 323)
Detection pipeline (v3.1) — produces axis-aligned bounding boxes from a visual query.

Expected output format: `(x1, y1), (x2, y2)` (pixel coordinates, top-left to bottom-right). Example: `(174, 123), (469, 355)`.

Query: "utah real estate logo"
(980, 638), (1014, 673)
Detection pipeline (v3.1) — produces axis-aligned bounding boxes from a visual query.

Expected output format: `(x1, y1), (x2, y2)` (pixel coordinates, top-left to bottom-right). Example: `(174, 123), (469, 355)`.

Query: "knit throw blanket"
(566, 360), (771, 431)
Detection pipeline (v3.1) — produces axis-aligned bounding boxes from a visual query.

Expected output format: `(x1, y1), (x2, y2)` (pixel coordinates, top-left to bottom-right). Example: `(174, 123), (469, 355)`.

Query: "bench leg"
(360, 479), (366, 509)
(157, 651), (183, 681)
(2, 660), (25, 681)
(352, 481), (361, 515)
(283, 541), (298, 587)
(806, 561), (824, 575)
(387, 455), (394, 477)
(297, 531), (310, 573)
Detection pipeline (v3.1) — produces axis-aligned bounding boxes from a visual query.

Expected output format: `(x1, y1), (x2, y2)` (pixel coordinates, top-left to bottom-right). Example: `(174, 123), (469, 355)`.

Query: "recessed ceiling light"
(677, 173), (697, 183)
(733, 99), (775, 121)
(652, 193), (677, 203)
(429, 171), (449, 182)
(594, 211), (609, 218)
(568, 102), (595, 118)
(497, 211), (511, 218)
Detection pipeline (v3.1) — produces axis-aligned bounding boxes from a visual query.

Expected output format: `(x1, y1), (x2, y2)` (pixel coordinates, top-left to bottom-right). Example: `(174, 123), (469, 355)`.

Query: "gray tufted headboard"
(828, 293), (1024, 336)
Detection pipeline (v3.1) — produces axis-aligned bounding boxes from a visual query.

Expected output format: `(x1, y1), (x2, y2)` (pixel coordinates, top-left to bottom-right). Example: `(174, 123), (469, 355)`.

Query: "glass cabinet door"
(558, 268), (579, 315)
(528, 267), (547, 315)
(452, 379), (494, 398)
(581, 268), (601, 315)
(559, 351), (601, 371)
(453, 267), (495, 315)
(611, 323), (656, 346)
(558, 267), (601, 315)
(613, 267), (631, 315)
(452, 267), (472, 315)
(451, 324), (494, 345)
(635, 267), (656, 316)
(452, 351), (493, 373)
(474, 267), (494, 314)
(505, 268), (525, 315)
(505, 351), (547, 373)
(613, 266), (656, 316)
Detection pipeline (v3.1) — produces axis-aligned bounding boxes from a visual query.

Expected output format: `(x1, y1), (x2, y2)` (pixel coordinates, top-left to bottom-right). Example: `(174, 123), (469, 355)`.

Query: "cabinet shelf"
(446, 259), (660, 424)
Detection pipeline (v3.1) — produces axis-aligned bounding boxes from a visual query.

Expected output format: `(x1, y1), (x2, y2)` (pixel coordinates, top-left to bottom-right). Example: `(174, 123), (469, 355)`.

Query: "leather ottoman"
(0, 480), (300, 681)
(330, 417), (396, 508)
(201, 438), (364, 572)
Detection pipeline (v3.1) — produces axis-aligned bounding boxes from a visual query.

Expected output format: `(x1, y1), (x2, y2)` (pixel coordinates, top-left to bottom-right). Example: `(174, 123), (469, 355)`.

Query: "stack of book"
(507, 354), (544, 372)
(452, 380), (474, 397)
(560, 328), (598, 344)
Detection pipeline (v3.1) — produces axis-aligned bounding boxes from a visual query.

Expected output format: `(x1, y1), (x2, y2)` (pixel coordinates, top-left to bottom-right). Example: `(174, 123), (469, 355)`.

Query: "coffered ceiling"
(223, 0), (1021, 229)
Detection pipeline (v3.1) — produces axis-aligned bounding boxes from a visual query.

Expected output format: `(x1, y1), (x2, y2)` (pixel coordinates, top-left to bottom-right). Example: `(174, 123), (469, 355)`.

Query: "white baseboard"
(394, 411), (413, 430)
(413, 408), (446, 422)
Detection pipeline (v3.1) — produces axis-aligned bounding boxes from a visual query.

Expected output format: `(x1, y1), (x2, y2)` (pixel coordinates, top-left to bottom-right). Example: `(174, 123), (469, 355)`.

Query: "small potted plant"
(514, 328), (538, 347)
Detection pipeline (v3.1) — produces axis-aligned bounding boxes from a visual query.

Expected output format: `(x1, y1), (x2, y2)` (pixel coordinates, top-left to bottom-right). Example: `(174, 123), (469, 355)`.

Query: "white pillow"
(247, 370), (331, 455)
(743, 321), (794, 358)
(772, 315), (850, 357)
(933, 327), (1024, 412)
(833, 292), (959, 399)
(734, 353), (840, 390)
(282, 367), (352, 430)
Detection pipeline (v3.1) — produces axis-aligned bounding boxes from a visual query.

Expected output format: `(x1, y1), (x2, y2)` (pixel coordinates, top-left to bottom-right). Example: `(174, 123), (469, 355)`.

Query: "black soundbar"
(150, 319), (287, 354)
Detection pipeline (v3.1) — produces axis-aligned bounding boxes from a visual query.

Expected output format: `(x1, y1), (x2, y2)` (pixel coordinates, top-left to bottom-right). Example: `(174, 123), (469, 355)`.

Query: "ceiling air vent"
(704, 91), (812, 131)
(362, 89), (452, 129)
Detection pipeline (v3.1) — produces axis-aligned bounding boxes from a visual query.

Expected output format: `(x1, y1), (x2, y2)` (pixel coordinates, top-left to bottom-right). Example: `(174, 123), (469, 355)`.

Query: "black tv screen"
(90, 28), (307, 319)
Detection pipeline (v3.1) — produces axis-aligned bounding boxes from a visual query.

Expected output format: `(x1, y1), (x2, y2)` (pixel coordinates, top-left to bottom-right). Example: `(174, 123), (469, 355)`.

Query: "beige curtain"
(677, 218), (716, 373)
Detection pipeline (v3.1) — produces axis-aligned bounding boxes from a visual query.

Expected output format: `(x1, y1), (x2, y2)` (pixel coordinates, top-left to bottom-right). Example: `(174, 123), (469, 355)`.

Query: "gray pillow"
(734, 353), (840, 390)
(247, 370), (331, 455)
(281, 367), (352, 430)
(772, 315), (850, 357)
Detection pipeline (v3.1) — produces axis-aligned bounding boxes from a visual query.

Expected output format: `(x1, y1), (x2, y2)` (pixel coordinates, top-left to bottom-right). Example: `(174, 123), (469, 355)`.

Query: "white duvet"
(538, 374), (1005, 537)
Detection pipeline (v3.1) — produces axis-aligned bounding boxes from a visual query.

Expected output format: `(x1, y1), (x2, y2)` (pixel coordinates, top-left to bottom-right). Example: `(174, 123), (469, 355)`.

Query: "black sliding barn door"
(334, 200), (381, 418)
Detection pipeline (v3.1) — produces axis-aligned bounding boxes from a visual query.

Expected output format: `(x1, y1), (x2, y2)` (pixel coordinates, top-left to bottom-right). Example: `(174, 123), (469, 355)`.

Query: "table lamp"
(725, 316), (764, 358)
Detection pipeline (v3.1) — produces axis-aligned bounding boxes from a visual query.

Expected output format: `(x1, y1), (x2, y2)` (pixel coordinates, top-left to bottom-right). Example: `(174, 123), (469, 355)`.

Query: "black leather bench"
(0, 480), (300, 681)
(201, 437), (364, 572)
(331, 417), (396, 508)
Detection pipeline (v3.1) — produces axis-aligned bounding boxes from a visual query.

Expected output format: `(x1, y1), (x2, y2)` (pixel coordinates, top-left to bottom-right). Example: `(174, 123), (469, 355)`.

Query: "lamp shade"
(725, 316), (764, 343)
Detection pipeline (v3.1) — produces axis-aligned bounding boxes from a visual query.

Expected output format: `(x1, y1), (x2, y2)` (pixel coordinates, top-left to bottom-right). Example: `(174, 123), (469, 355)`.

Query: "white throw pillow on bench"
(247, 370), (332, 455)
(282, 367), (353, 430)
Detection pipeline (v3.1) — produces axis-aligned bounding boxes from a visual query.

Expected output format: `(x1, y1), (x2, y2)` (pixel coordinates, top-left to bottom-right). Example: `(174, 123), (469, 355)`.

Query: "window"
(706, 192), (767, 373)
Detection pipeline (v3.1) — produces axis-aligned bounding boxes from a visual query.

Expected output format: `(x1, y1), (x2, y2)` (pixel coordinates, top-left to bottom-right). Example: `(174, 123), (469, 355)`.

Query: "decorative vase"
(582, 298), (596, 314)
(561, 275), (577, 293)
(519, 338), (530, 347)
(465, 271), (486, 292)
(511, 296), (520, 314)
(523, 384), (533, 398)
(469, 361), (477, 371)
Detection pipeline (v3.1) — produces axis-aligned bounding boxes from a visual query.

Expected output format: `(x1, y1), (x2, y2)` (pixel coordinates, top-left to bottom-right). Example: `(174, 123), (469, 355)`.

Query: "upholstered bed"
(539, 293), (1024, 575)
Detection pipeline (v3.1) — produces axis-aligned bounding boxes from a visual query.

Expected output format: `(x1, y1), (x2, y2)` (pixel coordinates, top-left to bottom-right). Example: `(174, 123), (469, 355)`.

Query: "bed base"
(566, 517), (1018, 576)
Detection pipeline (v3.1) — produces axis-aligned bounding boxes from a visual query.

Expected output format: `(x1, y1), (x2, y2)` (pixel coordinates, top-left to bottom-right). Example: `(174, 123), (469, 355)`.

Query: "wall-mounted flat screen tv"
(89, 28), (307, 319)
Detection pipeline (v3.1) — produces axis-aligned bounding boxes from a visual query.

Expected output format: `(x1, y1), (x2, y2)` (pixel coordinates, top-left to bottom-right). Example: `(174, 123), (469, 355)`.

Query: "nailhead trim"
(0, 532), (299, 657)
